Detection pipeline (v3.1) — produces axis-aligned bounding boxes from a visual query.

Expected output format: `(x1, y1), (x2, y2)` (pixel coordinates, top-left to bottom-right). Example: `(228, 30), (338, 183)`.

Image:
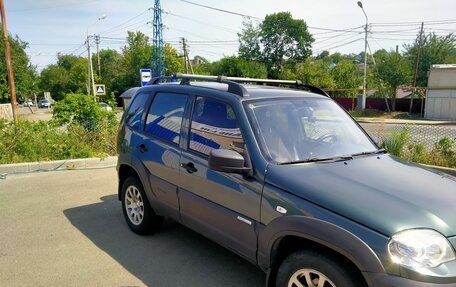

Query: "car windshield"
(244, 97), (379, 164)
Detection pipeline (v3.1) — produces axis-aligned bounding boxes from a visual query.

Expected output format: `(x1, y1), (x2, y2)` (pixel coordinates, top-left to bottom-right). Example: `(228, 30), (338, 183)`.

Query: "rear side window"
(189, 97), (244, 156)
(125, 93), (150, 130)
(145, 93), (188, 144)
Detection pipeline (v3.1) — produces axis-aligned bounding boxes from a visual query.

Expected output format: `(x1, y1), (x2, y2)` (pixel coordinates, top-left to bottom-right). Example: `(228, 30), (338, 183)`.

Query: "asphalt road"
(0, 168), (265, 287)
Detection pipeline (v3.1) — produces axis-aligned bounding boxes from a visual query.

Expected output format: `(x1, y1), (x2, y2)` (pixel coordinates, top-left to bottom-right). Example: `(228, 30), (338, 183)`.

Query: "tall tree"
(0, 29), (37, 103)
(210, 56), (267, 78)
(39, 54), (88, 101)
(374, 51), (412, 111)
(404, 33), (456, 87)
(238, 20), (262, 61)
(238, 12), (314, 78)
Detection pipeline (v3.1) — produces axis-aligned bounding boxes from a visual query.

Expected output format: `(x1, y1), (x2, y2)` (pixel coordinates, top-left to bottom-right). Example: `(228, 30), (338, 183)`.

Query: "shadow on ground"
(63, 195), (265, 287)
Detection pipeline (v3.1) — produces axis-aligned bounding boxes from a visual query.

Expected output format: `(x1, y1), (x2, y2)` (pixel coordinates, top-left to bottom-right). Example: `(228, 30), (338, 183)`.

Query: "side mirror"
(208, 149), (251, 174)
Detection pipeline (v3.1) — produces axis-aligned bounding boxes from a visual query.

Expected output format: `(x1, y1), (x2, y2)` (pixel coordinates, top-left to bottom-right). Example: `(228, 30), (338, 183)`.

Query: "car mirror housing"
(208, 149), (251, 174)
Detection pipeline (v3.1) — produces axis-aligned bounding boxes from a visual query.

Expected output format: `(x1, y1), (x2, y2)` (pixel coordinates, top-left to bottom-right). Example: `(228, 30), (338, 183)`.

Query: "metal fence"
(360, 123), (456, 150)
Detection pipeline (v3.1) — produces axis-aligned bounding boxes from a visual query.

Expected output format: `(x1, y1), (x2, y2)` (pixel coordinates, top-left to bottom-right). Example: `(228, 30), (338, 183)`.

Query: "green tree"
(164, 43), (184, 75)
(0, 29), (37, 103)
(238, 12), (314, 78)
(404, 33), (456, 87)
(238, 19), (262, 61)
(39, 54), (88, 101)
(295, 60), (335, 88)
(374, 52), (412, 111)
(330, 60), (363, 98)
(210, 56), (267, 78)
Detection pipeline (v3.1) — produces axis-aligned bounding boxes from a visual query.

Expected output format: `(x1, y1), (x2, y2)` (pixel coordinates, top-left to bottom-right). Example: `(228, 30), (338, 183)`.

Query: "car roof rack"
(148, 73), (330, 98)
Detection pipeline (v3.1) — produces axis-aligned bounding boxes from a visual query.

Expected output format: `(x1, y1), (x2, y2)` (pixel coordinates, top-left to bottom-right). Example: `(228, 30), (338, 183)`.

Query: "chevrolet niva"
(117, 74), (456, 287)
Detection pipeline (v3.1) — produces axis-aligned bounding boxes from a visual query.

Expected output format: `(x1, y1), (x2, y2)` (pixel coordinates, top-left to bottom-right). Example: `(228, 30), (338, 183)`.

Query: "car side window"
(189, 97), (244, 156)
(145, 93), (188, 144)
(125, 93), (150, 130)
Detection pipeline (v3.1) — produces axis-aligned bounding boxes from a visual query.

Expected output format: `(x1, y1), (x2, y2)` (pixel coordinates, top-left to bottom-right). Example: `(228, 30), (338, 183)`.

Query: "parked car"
(117, 74), (456, 287)
(99, 102), (112, 111)
(38, 99), (51, 108)
(24, 99), (35, 107)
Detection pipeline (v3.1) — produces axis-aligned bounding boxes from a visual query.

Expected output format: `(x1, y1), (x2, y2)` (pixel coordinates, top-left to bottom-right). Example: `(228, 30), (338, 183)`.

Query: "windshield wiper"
(351, 148), (387, 157)
(279, 155), (353, 165)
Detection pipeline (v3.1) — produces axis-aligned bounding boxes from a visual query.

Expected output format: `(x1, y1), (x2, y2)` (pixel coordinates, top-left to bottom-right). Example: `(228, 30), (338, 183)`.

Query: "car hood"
(265, 154), (456, 237)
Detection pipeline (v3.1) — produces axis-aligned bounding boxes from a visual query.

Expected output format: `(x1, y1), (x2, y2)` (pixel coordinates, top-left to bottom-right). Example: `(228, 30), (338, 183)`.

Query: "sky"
(4, 0), (456, 71)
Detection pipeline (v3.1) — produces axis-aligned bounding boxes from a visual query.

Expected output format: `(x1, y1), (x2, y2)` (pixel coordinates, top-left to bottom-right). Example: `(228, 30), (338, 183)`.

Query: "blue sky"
(4, 0), (456, 71)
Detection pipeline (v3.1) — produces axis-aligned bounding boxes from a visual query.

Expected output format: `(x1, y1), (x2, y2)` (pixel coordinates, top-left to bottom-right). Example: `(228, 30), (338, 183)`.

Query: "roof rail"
(149, 73), (249, 97)
(148, 73), (329, 97)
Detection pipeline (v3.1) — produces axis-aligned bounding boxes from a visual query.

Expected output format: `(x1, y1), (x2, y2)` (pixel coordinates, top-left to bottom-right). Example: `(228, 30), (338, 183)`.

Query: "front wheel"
(276, 250), (365, 287)
(121, 176), (162, 235)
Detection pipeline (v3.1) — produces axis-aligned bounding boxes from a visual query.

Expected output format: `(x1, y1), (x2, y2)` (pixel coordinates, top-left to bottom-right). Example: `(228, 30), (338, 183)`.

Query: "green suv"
(117, 74), (456, 287)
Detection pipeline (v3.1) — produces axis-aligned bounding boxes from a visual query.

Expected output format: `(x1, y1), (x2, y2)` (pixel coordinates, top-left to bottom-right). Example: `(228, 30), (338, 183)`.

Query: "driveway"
(0, 168), (264, 286)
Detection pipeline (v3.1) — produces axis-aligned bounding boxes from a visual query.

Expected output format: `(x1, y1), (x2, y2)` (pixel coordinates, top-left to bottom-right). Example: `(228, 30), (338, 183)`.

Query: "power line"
(313, 38), (364, 54)
(180, 0), (262, 20)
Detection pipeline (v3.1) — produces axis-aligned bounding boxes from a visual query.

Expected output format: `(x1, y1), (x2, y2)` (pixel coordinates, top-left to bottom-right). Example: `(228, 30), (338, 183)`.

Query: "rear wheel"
(276, 250), (365, 287)
(121, 176), (162, 235)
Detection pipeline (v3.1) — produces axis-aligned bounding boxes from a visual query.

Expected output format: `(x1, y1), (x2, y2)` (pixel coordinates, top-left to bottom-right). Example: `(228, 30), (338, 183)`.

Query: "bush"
(52, 93), (117, 129)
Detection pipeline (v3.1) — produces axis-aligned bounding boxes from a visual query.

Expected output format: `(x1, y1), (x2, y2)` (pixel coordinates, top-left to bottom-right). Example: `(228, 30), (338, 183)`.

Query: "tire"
(121, 176), (163, 235)
(276, 250), (365, 287)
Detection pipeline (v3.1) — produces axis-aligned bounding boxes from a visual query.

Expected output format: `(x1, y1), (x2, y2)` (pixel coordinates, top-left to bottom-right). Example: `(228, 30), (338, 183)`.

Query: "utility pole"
(181, 37), (194, 74)
(409, 22), (424, 114)
(182, 37), (188, 73)
(357, 1), (369, 110)
(0, 0), (18, 121)
(95, 34), (101, 78)
(86, 37), (91, 95)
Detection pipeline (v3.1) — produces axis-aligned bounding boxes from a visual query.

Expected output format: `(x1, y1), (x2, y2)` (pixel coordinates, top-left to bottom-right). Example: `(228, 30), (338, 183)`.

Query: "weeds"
(0, 119), (118, 164)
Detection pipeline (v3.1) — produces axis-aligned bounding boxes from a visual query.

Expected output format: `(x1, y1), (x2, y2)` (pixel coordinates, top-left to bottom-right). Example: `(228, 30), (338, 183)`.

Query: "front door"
(179, 96), (263, 261)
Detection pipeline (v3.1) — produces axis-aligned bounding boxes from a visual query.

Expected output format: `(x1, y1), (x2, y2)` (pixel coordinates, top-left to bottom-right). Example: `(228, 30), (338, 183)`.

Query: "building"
(425, 64), (456, 120)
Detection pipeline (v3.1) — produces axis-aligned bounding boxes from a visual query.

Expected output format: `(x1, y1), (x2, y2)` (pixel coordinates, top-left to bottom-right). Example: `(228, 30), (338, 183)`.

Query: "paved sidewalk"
(0, 168), (264, 287)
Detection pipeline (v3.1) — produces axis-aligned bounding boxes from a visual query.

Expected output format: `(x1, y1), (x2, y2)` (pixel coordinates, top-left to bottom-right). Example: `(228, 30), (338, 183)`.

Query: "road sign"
(140, 69), (152, 86)
(95, 84), (106, 96)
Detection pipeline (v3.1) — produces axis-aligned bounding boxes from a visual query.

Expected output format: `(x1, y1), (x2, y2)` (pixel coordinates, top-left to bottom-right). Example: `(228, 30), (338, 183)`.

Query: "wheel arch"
(259, 216), (385, 286)
(118, 164), (141, 200)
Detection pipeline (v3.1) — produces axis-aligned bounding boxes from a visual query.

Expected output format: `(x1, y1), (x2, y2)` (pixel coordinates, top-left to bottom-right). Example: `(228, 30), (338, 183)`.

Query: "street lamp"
(357, 1), (368, 110)
(87, 14), (107, 99)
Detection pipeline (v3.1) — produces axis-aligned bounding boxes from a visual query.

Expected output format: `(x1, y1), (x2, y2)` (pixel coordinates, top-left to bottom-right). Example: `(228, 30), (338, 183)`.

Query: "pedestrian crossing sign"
(95, 84), (106, 96)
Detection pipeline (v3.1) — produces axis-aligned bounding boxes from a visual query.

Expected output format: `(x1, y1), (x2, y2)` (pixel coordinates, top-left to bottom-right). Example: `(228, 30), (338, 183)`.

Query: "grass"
(349, 110), (423, 120)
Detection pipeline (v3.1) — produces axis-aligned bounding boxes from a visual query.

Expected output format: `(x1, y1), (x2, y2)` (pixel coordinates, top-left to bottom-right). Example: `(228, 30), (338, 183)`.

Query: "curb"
(356, 119), (456, 126)
(0, 156), (118, 174)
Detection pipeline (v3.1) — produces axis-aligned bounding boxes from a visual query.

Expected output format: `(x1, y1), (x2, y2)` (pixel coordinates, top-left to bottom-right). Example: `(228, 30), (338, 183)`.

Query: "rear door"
(135, 92), (188, 220)
(178, 96), (263, 261)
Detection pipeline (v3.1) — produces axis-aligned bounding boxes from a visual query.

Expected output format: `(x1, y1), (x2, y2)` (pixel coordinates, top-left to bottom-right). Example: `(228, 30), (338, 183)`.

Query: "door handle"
(137, 144), (148, 153)
(181, 162), (198, 174)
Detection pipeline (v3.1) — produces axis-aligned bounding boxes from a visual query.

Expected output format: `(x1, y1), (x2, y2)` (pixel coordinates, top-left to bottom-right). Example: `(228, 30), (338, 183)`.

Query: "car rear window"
(145, 93), (188, 144)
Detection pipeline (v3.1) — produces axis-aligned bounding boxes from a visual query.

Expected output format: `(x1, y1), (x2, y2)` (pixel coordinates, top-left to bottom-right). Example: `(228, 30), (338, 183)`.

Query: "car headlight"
(388, 229), (456, 268)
